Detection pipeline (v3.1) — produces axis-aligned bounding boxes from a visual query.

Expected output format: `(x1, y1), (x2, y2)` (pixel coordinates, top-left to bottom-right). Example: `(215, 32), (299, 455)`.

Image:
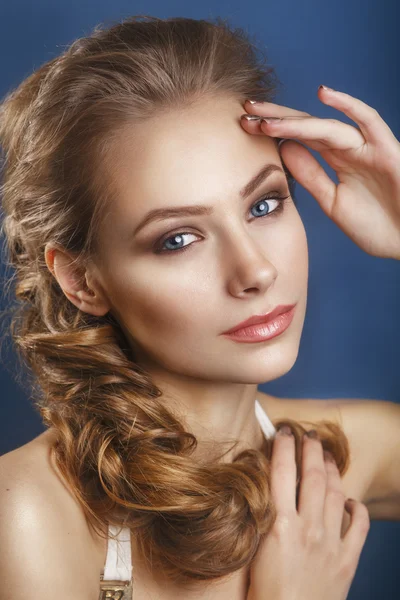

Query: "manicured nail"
(319, 85), (335, 92)
(305, 429), (318, 439)
(241, 114), (262, 121)
(323, 450), (335, 463)
(277, 425), (293, 436)
(345, 498), (356, 508)
(344, 498), (356, 513)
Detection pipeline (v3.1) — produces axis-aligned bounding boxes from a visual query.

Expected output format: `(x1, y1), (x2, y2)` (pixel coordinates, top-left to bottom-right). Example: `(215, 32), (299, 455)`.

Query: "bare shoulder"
(0, 430), (107, 598)
(0, 428), (92, 528)
(257, 391), (345, 425)
(257, 391), (380, 506)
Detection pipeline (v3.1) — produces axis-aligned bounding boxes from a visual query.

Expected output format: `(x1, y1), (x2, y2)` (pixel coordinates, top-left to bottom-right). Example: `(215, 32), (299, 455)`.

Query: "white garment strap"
(103, 524), (133, 581)
(255, 397), (277, 438)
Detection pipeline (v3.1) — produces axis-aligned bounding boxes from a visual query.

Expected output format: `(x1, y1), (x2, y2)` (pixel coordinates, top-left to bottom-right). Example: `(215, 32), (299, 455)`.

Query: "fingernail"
(278, 138), (288, 147)
(248, 99), (262, 104)
(323, 450), (335, 462)
(305, 429), (318, 439)
(319, 85), (335, 92)
(345, 498), (356, 507)
(241, 114), (262, 121)
(276, 425), (293, 436)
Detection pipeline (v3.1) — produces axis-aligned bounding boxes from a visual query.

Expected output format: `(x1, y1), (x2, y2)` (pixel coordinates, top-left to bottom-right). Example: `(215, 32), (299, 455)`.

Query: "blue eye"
(250, 196), (281, 218)
(154, 193), (291, 255)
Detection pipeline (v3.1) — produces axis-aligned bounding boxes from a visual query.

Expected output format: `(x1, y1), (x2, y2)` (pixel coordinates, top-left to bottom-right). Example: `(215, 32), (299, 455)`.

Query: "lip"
(221, 304), (297, 343)
(221, 303), (297, 335)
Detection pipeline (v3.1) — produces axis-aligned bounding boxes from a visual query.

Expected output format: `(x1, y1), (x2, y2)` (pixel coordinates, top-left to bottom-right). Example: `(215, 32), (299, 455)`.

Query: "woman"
(0, 14), (398, 600)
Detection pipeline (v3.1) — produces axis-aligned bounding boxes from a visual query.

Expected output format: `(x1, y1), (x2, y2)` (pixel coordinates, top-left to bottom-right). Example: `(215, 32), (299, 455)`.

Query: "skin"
(7, 87), (396, 597)
(45, 93), (309, 462)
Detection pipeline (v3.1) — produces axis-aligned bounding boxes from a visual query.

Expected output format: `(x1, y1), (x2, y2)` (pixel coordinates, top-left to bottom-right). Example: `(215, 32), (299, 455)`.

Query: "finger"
(323, 451), (346, 542)
(243, 99), (311, 118)
(258, 115), (366, 151)
(297, 431), (326, 525)
(240, 114), (276, 136)
(270, 426), (297, 517)
(317, 86), (397, 147)
(275, 140), (337, 218)
(341, 499), (370, 563)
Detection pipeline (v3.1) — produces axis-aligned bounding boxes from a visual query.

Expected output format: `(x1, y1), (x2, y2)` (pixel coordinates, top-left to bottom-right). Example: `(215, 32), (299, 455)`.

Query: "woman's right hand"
(247, 426), (370, 600)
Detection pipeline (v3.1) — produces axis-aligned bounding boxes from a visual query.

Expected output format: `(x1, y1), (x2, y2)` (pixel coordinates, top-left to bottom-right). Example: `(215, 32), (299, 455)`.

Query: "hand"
(241, 87), (400, 260)
(247, 427), (370, 600)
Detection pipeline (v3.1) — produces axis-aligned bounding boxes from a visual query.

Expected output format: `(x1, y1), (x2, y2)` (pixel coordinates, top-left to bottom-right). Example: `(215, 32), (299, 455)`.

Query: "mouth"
(221, 303), (297, 335)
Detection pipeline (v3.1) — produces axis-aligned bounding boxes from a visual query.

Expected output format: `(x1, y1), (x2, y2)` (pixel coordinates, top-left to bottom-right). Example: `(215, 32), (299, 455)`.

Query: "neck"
(146, 367), (267, 463)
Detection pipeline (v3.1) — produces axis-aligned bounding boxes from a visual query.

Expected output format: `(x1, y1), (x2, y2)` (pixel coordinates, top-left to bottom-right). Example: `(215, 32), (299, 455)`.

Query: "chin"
(199, 341), (301, 384)
(238, 359), (298, 385)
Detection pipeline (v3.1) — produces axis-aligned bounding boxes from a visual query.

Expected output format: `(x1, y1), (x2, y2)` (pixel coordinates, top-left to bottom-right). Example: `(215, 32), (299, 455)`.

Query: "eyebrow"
(132, 163), (285, 237)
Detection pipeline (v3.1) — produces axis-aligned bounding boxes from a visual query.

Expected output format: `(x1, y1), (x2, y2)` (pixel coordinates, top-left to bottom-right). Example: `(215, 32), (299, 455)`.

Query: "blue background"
(0, 1), (399, 598)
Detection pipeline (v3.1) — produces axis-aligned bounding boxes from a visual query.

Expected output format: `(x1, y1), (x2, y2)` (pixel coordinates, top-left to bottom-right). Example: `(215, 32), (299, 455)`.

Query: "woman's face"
(92, 94), (309, 385)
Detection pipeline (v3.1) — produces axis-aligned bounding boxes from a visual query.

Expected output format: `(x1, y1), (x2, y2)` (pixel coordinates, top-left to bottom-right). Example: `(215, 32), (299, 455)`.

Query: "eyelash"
(153, 192), (292, 255)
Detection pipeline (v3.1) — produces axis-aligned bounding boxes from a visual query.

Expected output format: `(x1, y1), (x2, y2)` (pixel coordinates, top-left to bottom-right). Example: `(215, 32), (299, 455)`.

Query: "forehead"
(104, 95), (281, 217)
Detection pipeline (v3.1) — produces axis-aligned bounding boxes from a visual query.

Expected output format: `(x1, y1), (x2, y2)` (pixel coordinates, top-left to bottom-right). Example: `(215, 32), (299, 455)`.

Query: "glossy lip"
(222, 305), (296, 343)
(221, 303), (297, 335)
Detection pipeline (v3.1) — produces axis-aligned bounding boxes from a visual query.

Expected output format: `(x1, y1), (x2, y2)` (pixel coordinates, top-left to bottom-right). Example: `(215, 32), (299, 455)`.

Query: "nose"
(224, 231), (278, 297)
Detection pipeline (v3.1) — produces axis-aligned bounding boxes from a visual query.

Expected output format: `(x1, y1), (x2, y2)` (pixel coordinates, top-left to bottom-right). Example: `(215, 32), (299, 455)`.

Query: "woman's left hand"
(240, 87), (400, 260)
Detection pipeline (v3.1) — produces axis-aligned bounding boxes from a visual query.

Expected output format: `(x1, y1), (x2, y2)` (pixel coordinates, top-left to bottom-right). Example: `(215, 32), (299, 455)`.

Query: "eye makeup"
(152, 190), (292, 255)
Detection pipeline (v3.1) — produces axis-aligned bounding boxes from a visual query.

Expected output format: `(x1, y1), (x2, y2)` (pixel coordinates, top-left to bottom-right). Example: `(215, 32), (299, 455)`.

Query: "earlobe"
(67, 288), (110, 317)
(44, 242), (110, 317)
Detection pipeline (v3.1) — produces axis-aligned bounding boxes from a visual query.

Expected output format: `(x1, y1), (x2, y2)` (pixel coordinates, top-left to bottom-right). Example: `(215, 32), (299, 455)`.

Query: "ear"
(44, 242), (111, 317)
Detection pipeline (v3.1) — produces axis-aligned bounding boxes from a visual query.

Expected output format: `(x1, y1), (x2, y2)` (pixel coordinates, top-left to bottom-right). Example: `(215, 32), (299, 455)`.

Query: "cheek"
(115, 271), (214, 370)
(110, 265), (209, 340)
(262, 214), (309, 283)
